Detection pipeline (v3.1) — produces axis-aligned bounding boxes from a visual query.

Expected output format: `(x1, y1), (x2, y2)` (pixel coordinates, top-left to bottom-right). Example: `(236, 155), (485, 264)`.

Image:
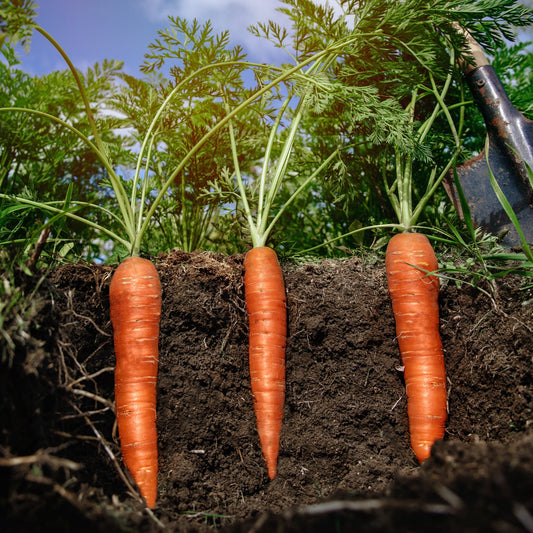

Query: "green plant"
(110, 18), (277, 253)
(0, 0), (37, 52)
(0, 57), (130, 263)
(437, 155), (533, 300)
(0, 24), (278, 257)
(254, 0), (533, 253)
(484, 143), (533, 259)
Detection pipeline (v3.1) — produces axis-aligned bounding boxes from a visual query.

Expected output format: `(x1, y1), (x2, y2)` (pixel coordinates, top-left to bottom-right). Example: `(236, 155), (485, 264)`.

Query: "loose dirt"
(2, 250), (533, 532)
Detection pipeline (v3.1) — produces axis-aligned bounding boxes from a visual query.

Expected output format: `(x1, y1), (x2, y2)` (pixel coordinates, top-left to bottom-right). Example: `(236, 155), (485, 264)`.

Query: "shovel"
(443, 31), (533, 248)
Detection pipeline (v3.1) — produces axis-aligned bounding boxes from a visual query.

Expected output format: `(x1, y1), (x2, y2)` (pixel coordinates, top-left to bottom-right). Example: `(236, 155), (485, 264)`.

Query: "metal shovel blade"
(445, 62), (533, 248)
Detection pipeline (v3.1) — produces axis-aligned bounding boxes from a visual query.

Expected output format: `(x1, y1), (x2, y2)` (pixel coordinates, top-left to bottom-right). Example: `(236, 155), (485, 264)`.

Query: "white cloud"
(138, 0), (288, 60)
(139, 0), (283, 40)
(140, 0), (280, 25)
(137, 0), (350, 62)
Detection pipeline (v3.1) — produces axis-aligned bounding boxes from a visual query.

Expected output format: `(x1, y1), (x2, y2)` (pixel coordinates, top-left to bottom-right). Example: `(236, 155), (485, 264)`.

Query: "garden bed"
(2, 250), (533, 532)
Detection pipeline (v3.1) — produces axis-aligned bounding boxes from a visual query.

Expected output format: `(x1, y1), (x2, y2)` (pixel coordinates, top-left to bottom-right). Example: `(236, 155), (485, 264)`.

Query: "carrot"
(385, 232), (447, 463)
(243, 246), (287, 479)
(109, 256), (161, 508)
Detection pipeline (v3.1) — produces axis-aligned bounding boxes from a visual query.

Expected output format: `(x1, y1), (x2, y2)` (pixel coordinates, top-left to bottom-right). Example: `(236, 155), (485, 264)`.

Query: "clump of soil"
(1, 250), (533, 532)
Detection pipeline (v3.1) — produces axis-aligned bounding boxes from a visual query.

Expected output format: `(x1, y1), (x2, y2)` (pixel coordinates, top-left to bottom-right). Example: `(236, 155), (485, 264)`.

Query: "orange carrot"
(109, 256), (161, 508)
(243, 246), (287, 479)
(385, 232), (447, 463)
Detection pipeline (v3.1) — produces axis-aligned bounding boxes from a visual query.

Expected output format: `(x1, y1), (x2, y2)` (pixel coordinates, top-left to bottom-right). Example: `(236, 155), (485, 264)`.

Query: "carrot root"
(109, 256), (161, 507)
(244, 246), (287, 479)
(385, 233), (447, 463)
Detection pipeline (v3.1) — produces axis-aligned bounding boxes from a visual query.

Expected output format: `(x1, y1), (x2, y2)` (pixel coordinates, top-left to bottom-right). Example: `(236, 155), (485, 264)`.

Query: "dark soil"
(2, 250), (533, 532)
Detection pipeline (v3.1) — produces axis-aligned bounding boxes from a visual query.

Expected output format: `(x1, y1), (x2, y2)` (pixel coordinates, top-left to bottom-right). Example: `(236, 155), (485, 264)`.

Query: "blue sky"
(16, 0), (290, 76)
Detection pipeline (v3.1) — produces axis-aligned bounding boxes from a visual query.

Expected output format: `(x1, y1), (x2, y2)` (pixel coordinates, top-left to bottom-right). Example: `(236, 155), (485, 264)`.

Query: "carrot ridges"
(243, 246), (287, 479)
(385, 233), (447, 463)
(109, 256), (161, 508)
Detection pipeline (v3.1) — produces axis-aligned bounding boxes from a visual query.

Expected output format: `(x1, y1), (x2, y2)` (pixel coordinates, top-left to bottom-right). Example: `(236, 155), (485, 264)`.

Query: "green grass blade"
(485, 140), (533, 260)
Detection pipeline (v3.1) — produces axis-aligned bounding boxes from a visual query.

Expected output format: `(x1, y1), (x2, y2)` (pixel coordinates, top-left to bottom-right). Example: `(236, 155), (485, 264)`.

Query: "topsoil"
(1, 250), (533, 533)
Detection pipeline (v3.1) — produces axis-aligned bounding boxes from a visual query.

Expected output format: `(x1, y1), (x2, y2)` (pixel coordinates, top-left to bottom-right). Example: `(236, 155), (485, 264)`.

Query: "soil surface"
(2, 250), (533, 532)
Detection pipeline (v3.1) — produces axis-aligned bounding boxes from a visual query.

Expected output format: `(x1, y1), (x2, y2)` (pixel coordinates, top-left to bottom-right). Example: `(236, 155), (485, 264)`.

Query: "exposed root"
(0, 447), (82, 472)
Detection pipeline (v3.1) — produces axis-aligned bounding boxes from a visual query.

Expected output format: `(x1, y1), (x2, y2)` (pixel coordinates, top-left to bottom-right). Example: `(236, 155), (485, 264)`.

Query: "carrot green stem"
(0, 194), (130, 249)
(258, 94), (307, 242)
(388, 46), (463, 231)
(0, 106), (135, 243)
(35, 26), (107, 157)
(297, 223), (404, 255)
(225, 50), (341, 248)
(265, 147), (341, 238)
(226, 108), (257, 244)
(257, 95), (293, 231)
